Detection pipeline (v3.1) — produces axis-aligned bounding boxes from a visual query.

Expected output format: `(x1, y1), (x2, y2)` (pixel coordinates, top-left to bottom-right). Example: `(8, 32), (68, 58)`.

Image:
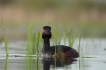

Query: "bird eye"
(42, 30), (46, 35)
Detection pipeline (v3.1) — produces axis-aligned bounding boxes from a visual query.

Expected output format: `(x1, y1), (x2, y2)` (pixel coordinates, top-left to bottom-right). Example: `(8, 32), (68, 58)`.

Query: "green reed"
(52, 28), (58, 45)
(34, 31), (41, 70)
(32, 33), (36, 54)
(78, 35), (81, 53)
(25, 24), (41, 70)
(26, 24), (33, 55)
(68, 29), (77, 47)
(1, 16), (8, 56)
(63, 32), (66, 45)
(36, 57), (40, 70)
(1, 16), (8, 70)
(36, 32), (41, 55)
(4, 56), (8, 70)
(52, 28), (57, 70)
(78, 35), (81, 70)
(4, 36), (9, 56)
(25, 24), (33, 70)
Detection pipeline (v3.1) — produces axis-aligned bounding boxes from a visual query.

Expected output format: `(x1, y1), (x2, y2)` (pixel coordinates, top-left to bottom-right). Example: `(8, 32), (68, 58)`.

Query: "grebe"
(41, 26), (79, 58)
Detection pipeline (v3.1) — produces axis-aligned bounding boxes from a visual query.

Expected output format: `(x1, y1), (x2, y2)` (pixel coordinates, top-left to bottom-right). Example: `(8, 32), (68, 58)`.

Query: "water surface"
(0, 38), (106, 70)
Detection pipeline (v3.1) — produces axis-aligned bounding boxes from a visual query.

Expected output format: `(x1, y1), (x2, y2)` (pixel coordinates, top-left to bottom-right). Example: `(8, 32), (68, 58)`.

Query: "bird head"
(42, 26), (52, 39)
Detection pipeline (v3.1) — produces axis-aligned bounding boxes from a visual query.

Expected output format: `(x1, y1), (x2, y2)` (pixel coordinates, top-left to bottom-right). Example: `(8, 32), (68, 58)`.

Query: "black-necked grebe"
(41, 26), (79, 58)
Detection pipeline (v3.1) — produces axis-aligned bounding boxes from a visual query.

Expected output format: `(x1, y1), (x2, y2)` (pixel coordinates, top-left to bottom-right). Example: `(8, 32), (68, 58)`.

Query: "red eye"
(42, 30), (46, 35)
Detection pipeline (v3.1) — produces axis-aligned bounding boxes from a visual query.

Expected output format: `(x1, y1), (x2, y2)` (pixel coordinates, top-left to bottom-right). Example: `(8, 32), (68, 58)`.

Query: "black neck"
(43, 38), (50, 50)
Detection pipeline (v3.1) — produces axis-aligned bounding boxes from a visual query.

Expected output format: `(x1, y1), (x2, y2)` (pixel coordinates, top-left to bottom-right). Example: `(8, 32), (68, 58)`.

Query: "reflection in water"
(42, 57), (77, 70)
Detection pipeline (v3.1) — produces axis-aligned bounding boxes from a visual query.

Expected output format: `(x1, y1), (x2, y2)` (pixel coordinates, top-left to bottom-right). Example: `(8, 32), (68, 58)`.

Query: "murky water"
(0, 38), (106, 70)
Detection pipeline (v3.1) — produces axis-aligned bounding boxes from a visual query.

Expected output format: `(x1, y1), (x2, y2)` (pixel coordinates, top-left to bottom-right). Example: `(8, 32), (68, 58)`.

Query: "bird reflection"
(42, 57), (77, 70)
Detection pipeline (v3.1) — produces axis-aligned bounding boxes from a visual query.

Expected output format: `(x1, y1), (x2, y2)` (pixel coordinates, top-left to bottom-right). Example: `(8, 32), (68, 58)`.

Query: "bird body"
(41, 45), (79, 58)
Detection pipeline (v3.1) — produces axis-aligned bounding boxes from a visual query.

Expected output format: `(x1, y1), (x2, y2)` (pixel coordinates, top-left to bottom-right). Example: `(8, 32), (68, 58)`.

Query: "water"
(0, 38), (106, 70)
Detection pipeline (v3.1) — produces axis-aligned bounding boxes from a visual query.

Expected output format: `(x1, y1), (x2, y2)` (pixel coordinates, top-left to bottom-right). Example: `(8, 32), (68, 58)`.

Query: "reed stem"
(1, 16), (8, 56)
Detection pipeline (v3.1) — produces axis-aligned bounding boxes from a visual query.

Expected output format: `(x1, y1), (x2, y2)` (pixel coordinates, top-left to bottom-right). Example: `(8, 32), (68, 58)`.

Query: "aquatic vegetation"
(1, 16), (8, 56)
(4, 56), (8, 70)
(25, 24), (34, 70)
(25, 24), (41, 70)
(36, 32), (41, 55)
(78, 35), (81, 70)
(68, 28), (77, 47)
(4, 36), (9, 56)
(36, 57), (40, 70)
(78, 35), (81, 54)
(1, 16), (9, 70)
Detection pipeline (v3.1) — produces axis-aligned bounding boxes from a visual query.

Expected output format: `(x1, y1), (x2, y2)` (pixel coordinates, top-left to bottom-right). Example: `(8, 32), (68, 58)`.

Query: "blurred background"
(0, 0), (106, 41)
